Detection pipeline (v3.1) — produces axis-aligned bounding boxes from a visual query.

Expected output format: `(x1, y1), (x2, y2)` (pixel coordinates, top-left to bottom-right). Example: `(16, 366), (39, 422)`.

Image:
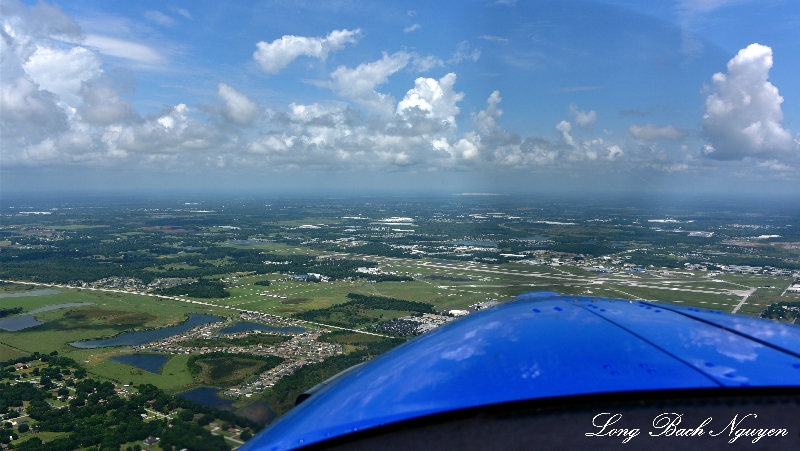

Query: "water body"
(109, 354), (169, 374)
(0, 289), (61, 298)
(0, 316), (43, 331)
(453, 240), (498, 247)
(70, 313), (222, 348)
(177, 387), (235, 411)
(219, 322), (305, 334)
(582, 239), (598, 245)
(28, 302), (94, 314)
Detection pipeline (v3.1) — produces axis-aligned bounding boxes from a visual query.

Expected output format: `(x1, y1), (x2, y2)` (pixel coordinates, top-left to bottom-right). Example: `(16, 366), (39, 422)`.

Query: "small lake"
(453, 240), (498, 247)
(0, 316), (43, 331)
(28, 302), (95, 314)
(0, 289), (62, 298)
(109, 354), (169, 374)
(177, 387), (235, 410)
(70, 313), (222, 348)
(219, 322), (305, 334)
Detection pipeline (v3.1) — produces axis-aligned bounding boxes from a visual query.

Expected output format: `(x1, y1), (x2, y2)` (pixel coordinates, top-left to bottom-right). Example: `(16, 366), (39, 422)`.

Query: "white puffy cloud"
(0, 76), (68, 138)
(331, 52), (410, 117)
(627, 124), (687, 141)
(472, 90), (502, 135)
(556, 120), (575, 147)
(253, 29), (361, 74)
(23, 45), (102, 106)
(568, 103), (597, 129)
(216, 83), (260, 125)
(702, 43), (796, 160)
(397, 73), (464, 129)
(404, 24), (420, 33)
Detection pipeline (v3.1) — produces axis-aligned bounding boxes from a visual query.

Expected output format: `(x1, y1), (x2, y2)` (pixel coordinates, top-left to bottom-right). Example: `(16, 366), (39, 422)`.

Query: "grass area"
(0, 342), (28, 360)
(0, 288), (230, 364)
(13, 432), (70, 447)
(88, 353), (194, 392)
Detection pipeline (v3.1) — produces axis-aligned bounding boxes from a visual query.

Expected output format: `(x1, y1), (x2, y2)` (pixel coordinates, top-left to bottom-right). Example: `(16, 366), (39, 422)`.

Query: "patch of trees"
(292, 293), (434, 328)
(359, 274), (414, 282)
(345, 243), (421, 259)
(253, 280), (271, 286)
(0, 307), (23, 318)
(761, 302), (800, 324)
(548, 243), (614, 257)
(187, 353), (284, 386)
(5, 354), (261, 451)
(157, 280), (230, 298)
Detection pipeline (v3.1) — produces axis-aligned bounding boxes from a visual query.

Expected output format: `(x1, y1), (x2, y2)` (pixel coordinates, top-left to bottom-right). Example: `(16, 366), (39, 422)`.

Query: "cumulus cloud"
(1, 76), (68, 138)
(568, 103), (597, 129)
(80, 79), (132, 124)
(556, 120), (575, 147)
(627, 124), (687, 141)
(23, 45), (102, 106)
(216, 83), (260, 125)
(397, 73), (464, 128)
(404, 24), (420, 33)
(701, 43), (796, 160)
(449, 41), (481, 64)
(330, 51), (410, 117)
(253, 29), (361, 74)
(472, 90), (502, 135)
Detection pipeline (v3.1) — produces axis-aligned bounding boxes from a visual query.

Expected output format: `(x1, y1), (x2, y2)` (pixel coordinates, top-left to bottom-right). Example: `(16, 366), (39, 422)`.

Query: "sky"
(1, 0), (799, 196)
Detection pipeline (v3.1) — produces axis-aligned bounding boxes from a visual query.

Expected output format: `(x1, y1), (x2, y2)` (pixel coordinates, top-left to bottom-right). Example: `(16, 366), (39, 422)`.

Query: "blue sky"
(2, 0), (799, 195)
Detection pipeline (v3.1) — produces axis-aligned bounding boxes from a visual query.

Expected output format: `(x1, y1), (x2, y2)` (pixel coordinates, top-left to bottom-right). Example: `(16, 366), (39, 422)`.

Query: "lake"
(453, 240), (498, 247)
(219, 322), (305, 334)
(0, 316), (43, 331)
(109, 354), (169, 374)
(0, 289), (62, 298)
(70, 313), (222, 348)
(177, 387), (235, 410)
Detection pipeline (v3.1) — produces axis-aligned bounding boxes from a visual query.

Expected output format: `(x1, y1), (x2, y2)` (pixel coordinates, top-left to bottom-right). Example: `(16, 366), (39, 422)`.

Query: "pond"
(109, 354), (169, 374)
(177, 387), (235, 411)
(0, 289), (62, 298)
(70, 313), (222, 348)
(28, 302), (95, 314)
(0, 316), (43, 331)
(219, 322), (305, 334)
(453, 240), (498, 247)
